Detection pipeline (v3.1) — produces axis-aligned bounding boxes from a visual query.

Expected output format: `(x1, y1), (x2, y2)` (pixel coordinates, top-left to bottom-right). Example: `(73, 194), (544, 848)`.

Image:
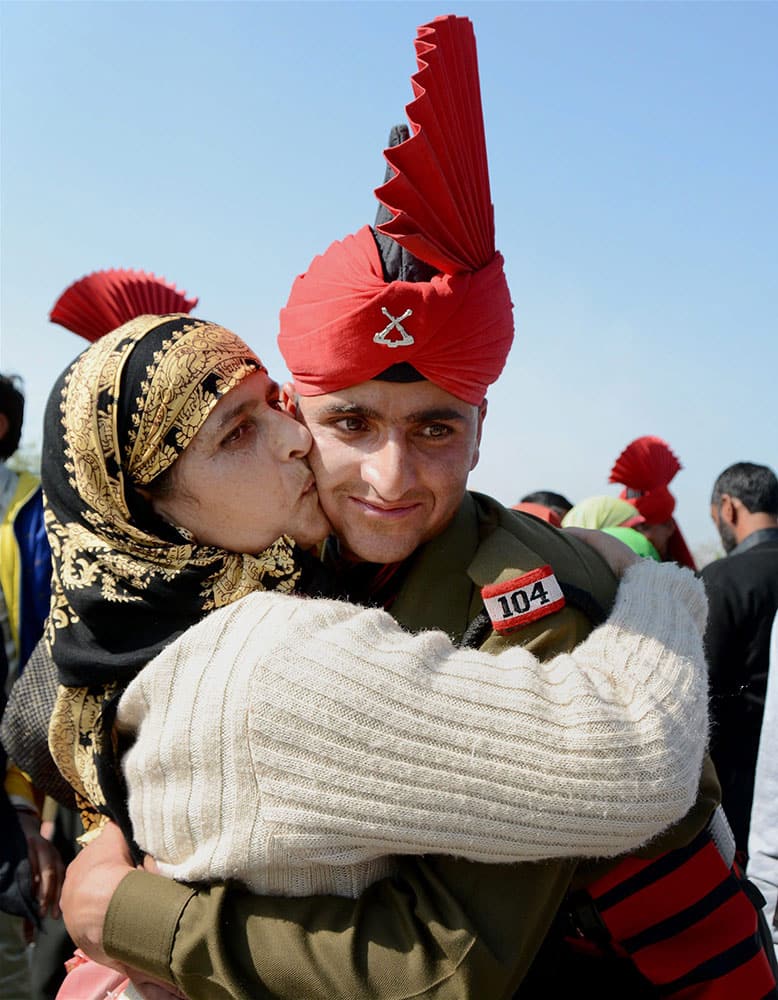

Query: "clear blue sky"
(2, 0), (776, 557)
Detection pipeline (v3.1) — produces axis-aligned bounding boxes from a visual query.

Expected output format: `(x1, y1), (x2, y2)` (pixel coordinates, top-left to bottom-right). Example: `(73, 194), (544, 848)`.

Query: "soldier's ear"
(477, 397), (488, 434)
(0, 413), (8, 445)
(281, 383), (298, 418)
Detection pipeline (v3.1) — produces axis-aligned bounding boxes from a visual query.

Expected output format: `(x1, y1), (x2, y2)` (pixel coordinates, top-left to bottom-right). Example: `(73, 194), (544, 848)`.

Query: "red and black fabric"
(567, 825), (778, 998)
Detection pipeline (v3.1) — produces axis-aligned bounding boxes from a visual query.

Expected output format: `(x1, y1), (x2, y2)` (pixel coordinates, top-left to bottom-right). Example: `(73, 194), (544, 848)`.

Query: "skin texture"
(146, 372), (330, 553)
(296, 380), (486, 564)
(711, 502), (739, 554)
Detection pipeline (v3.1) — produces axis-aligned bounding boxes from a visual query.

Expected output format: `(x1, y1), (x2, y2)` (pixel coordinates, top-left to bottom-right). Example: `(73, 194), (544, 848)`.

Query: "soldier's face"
(298, 380), (486, 564)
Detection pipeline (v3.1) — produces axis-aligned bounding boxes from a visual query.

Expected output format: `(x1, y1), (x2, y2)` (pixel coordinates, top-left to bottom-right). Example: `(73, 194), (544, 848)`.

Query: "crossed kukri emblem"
(373, 307), (415, 348)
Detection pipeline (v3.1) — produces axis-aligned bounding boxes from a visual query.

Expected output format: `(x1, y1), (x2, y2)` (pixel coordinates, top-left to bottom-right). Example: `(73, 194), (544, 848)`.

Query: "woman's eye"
(222, 421), (252, 446)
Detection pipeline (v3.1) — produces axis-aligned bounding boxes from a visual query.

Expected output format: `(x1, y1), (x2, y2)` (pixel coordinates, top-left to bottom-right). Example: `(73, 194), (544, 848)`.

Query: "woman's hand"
(564, 525), (640, 578)
(59, 822), (186, 997)
(16, 807), (65, 920)
(60, 821), (134, 968)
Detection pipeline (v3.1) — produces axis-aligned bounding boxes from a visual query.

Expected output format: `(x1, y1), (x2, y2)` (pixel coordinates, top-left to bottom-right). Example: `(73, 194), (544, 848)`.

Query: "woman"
(43, 310), (328, 843)
(40, 303), (709, 901)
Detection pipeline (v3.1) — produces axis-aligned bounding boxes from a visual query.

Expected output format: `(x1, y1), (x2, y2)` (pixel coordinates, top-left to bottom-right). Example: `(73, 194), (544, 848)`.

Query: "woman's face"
(148, 371), (330, 552)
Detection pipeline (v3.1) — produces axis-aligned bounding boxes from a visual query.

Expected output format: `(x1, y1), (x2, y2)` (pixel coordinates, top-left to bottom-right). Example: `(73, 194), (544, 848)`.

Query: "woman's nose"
(276, 410), (312, 459)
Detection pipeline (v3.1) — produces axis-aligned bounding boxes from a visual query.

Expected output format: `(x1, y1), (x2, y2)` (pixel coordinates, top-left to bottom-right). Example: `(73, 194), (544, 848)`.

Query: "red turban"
(278, 15), (514, 406)
(610, 436), (681, 524)
(279, 227), (512, 405)
(610, 435), (696, 570)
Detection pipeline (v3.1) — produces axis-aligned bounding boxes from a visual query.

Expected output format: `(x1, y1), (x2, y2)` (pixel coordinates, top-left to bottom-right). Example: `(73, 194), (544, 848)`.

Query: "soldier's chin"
(339, 526), (425, 565)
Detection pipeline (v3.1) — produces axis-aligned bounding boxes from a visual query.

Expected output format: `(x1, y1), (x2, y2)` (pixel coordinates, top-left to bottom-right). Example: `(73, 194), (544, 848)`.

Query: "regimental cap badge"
(373, 307), (414, 348)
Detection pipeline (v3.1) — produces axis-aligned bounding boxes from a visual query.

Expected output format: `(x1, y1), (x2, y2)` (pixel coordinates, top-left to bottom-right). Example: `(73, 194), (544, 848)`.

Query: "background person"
(748, 609), (778, 958)
(513, 490), (573, 525)
(609, 434), (697, 568)
(748, 613), (778, 947)
(562, 496), (661, 561)
(703, 461), (778, 855)
(0, 373), (66, 1000)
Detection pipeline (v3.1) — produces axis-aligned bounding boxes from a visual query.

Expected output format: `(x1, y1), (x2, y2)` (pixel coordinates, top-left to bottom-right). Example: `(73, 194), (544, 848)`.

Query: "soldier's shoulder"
(470, 491), (618, 612)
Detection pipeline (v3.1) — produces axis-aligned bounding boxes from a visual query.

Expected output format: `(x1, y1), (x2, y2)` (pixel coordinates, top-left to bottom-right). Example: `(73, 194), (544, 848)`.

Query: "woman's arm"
(118, 558), (708, 892)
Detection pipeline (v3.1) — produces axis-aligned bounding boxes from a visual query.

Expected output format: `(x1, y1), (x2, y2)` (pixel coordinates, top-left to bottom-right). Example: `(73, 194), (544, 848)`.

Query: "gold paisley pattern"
(42, 313), (304, 820)
(207, 538), (301, 609)
(48, 681), (118, 833)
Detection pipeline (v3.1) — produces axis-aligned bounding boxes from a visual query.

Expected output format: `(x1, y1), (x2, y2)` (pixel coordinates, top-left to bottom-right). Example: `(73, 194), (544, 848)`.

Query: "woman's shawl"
(40, 313), (305, 834)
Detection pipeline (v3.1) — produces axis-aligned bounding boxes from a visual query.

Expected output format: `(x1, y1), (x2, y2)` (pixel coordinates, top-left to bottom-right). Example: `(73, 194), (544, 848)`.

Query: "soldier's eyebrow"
(405, 407), (467, 423)
(315, 402), (467, 423)
(316, 402), (379, 419)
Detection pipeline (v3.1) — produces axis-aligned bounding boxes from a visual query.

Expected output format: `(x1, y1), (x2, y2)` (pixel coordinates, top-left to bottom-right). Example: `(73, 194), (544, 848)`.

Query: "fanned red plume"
(375, 15), (495, 274)
(50, 269), (198, 342)
(609, 436), (682, 491)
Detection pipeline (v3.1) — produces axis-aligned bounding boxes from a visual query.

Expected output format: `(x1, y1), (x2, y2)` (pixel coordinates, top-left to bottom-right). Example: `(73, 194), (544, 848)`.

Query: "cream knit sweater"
(117, 560), (709, 898)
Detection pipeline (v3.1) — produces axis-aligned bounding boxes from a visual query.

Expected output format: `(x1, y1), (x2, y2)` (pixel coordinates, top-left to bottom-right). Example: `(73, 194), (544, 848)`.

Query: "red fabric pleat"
(50, 269), (198, 342)
(279, 16), (514, 405)
(376, 16), (494, 273)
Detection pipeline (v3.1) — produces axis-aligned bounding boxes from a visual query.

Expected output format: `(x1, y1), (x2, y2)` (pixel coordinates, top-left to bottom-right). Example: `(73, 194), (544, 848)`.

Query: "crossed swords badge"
(373, 307), (414, 348)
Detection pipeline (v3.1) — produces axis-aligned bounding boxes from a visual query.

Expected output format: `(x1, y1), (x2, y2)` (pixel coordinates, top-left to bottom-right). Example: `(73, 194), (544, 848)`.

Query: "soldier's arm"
(67, 825), (570, 1000)
(71, 557), (709, 998)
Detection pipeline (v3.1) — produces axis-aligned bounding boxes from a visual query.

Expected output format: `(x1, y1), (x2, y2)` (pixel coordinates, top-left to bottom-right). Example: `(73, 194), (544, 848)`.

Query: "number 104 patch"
(481, 565), (565, 633)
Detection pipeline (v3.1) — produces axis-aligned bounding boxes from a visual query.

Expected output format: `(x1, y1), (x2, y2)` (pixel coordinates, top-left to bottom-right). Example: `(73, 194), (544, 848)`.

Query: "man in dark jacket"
(703, 461), (778, 854)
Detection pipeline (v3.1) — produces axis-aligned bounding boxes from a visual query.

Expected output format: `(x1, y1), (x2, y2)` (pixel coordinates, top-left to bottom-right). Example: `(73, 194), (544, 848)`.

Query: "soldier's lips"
(349, 497), (423, 520)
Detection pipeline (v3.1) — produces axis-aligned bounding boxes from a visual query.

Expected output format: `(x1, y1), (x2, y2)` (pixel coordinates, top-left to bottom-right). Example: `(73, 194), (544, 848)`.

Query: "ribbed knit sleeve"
(117, 559), (708, 898)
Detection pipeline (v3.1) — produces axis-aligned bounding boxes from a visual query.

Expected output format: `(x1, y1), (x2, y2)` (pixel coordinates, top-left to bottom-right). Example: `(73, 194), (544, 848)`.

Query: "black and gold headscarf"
(43, 312), (304, 686)
(41, 314), (305, 831)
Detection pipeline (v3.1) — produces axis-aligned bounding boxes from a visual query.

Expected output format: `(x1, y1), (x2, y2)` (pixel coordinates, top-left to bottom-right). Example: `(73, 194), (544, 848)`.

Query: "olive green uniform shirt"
(105, 493), (718, 999)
